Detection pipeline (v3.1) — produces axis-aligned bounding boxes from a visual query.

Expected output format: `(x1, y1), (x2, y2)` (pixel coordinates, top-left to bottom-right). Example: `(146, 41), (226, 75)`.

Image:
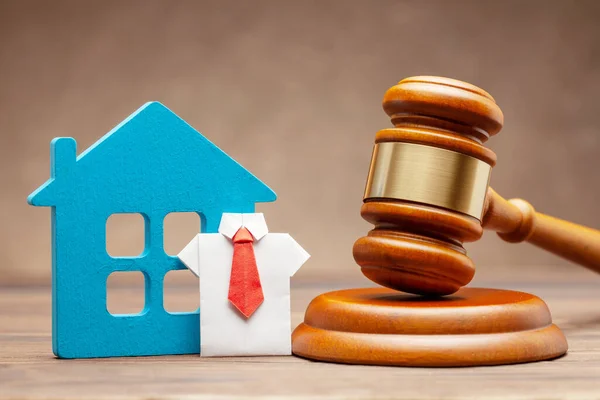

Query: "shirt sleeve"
(284, 234), (310, 277)
(177, 234), (200, 277)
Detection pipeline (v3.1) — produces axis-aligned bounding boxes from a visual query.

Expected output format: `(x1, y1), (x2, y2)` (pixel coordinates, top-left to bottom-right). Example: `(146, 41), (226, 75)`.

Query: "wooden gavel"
(353, 76), (600, 296)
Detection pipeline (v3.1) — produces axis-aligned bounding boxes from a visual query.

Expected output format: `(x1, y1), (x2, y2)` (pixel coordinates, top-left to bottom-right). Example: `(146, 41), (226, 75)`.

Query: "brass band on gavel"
(363, 142), (492, 220)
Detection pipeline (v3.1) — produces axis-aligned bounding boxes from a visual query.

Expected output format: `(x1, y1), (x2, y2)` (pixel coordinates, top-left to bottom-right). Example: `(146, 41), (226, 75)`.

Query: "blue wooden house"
(28, 102), (276, 358)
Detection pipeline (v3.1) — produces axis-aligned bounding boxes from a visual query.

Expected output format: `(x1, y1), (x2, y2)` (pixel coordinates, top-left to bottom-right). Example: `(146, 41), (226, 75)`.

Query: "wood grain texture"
(356, 76), (600, 296)
(1, 265), (600, 399)
(483, 188), (600, 274)
(355, 202), (479, 296)
(292, 287), (567, 367)
(355, 76), (501, 296)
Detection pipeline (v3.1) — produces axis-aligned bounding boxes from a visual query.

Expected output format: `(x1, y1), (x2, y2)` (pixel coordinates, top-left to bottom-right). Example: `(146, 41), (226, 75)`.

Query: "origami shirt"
(178, 213), (310, 357)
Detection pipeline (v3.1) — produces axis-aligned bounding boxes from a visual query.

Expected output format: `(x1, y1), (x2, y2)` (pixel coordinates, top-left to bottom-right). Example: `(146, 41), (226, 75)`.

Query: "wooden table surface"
(2, 265), (600, 399)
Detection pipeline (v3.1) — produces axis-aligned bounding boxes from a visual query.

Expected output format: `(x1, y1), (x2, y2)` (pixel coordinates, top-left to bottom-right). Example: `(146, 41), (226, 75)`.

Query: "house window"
(163, 212), (201, 256)
(163, 269), (199, 314)
(106, 271), (146, 315)
(106, 213), (147, 257)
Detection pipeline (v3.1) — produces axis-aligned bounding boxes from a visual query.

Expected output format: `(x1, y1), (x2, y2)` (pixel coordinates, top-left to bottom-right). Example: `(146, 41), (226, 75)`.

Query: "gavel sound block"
(292, 76), (600, 367)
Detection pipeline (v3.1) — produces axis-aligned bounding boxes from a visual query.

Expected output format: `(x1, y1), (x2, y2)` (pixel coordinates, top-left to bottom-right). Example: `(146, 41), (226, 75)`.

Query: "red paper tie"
(228, 227), (264, 318)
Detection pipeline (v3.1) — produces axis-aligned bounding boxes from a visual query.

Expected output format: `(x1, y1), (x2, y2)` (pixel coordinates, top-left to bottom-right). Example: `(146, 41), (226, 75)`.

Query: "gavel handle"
(482, 187), (600, 274)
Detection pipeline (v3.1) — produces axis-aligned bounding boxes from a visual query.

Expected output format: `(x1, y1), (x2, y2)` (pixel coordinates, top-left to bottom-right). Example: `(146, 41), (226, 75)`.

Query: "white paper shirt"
(178, 213), (310, 356)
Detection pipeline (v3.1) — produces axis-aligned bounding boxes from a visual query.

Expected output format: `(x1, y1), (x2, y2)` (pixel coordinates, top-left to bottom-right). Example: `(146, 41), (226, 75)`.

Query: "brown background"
(2, 0), (600, 286)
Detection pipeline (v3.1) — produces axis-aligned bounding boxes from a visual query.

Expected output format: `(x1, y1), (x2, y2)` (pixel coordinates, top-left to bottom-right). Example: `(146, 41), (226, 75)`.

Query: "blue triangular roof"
(28, 102), (276, 209)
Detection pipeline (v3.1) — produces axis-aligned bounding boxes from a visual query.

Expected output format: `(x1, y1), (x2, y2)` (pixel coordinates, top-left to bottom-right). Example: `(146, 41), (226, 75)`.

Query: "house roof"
(27, 102), (277, 209)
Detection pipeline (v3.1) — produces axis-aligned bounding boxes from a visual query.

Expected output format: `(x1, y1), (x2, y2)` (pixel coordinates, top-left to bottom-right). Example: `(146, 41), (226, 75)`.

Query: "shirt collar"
(218, 213), (269, 241)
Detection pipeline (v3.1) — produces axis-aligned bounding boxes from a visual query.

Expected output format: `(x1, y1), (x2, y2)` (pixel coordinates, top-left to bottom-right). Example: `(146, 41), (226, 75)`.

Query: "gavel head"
(353, 76), (504, 296)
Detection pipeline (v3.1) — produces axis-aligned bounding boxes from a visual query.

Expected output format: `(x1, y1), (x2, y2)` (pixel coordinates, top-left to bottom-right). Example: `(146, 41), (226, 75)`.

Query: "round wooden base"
(292, 287), (568, 367)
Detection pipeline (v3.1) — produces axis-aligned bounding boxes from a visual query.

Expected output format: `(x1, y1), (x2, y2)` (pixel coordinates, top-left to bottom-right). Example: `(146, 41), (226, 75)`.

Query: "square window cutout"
(106, 213), (146, 257)
(163, 269), (199, 313)
(106, 271), (146, 315)
(163, 212), (201, 256)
